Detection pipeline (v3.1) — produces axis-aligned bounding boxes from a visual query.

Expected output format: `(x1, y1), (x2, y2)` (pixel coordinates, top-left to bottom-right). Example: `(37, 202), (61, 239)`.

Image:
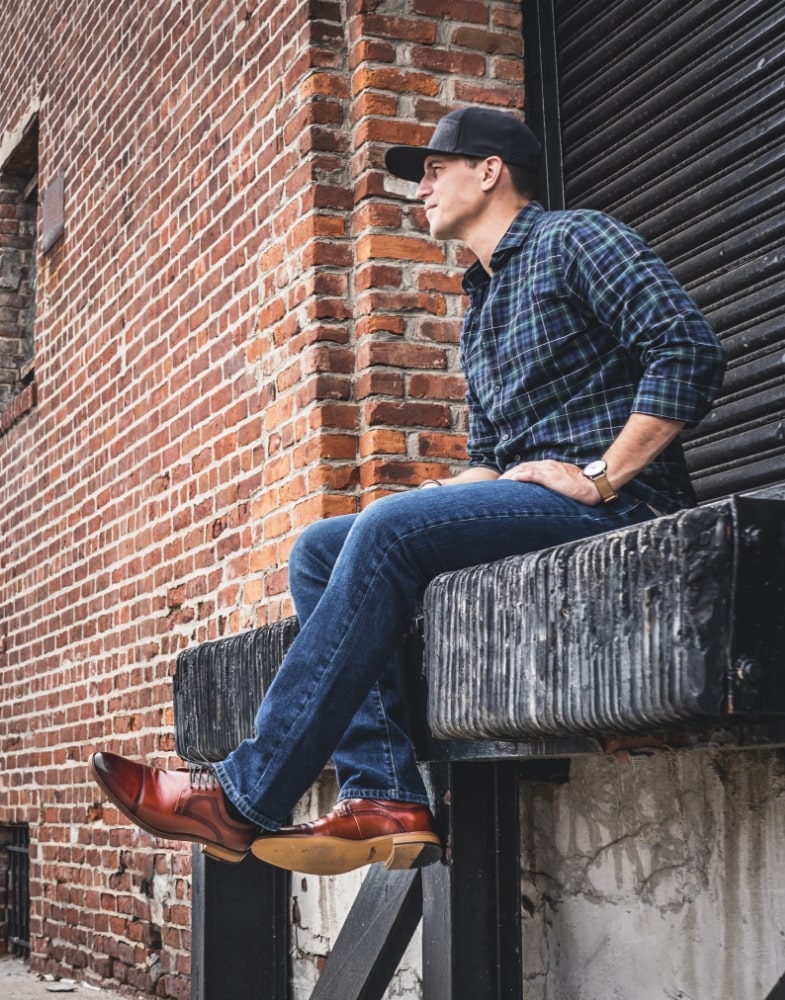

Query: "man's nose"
(415, 176), (430, 200)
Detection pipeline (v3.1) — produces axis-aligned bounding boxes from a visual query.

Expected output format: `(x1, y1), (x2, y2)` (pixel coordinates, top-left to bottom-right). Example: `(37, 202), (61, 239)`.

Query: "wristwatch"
(582, 459), (618, 503)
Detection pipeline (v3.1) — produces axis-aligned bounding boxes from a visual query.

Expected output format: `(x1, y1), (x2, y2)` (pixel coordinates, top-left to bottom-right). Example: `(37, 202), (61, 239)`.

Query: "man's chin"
(428, 220), (454, 241)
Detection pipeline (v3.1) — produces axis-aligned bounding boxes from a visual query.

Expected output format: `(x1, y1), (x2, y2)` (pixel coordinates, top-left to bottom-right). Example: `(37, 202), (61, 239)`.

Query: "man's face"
(415, 154), (485, 241)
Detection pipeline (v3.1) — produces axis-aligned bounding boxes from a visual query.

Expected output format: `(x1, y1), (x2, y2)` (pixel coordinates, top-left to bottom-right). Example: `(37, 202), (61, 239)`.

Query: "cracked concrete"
(519, 747), (785, 1000)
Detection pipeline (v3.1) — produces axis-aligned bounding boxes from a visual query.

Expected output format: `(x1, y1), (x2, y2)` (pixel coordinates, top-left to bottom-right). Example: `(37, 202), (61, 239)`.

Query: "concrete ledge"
(423, 496), (785, 742)
(173, 496), (785, 764)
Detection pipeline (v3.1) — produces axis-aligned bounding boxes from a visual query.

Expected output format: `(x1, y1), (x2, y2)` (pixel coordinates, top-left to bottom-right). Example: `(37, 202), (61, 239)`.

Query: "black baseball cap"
(385, 107), (541, 183)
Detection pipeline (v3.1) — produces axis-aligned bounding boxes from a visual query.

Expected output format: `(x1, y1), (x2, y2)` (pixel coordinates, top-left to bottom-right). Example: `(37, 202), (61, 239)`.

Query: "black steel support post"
(421, 761), (524, 1000)
(191, 848), (289, 1000)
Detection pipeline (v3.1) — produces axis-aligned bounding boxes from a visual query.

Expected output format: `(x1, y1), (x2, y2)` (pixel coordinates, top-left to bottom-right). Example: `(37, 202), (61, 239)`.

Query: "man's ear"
(479, 156), (505, 191)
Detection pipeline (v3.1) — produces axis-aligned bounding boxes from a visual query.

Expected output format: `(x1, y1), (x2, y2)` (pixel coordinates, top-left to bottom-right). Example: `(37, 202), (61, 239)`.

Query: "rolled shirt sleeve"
(560, 212), (727, 428)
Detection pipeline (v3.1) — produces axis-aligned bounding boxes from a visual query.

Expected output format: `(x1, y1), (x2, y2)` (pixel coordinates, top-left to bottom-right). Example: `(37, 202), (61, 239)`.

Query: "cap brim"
(385, 145), (432, 183)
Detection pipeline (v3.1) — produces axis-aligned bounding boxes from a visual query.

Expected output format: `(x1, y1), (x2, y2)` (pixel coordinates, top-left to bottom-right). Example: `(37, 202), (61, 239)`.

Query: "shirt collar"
(462, 201), (545, 294)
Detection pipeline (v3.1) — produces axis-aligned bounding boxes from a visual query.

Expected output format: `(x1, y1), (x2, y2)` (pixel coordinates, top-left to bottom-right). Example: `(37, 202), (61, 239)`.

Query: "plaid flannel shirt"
(460, 202), (727, 514)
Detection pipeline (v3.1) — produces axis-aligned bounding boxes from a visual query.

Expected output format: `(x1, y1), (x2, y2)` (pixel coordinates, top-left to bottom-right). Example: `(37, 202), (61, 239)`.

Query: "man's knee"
(289, 514), (356, 582)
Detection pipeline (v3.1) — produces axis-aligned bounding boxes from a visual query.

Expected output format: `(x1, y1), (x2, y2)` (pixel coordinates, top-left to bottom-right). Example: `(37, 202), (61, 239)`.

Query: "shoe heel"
(385, 839), (442, 871)
(200, 843), (247, 865)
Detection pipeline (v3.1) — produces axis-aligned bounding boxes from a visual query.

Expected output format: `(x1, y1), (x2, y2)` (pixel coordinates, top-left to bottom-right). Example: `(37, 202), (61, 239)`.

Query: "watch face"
(584, 460), (607, 478)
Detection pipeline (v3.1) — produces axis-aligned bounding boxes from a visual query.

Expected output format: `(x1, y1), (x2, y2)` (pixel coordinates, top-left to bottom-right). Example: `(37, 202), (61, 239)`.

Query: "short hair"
(505, 162), (538, 200)
(463, 157), (538, 200)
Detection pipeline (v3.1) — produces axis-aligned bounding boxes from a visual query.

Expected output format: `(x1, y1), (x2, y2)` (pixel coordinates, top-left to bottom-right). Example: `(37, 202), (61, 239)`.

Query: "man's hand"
(496, 415), (686, 506)
(499, 459), (602, 505)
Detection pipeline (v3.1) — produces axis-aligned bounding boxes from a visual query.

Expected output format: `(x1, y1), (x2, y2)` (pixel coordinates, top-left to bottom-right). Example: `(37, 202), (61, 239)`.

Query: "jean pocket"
(589, 489), (654, 523)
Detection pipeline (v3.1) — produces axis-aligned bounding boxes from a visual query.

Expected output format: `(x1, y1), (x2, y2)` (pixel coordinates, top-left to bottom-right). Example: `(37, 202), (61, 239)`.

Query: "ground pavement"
(0, 957), (138, 1000)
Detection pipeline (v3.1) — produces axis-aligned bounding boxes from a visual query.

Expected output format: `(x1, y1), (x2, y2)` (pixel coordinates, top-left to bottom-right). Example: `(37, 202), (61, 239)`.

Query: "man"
(90, 107), (726, 876)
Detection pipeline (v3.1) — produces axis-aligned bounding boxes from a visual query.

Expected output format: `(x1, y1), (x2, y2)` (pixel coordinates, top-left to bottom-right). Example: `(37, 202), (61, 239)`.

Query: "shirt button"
(493, 385), (502, 393)
(514, 454), (521, 461)
(502, 433), (510, 441)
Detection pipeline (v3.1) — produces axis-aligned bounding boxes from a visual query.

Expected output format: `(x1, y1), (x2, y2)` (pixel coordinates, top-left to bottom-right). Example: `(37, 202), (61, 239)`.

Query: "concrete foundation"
(519, 748), (785, 1000)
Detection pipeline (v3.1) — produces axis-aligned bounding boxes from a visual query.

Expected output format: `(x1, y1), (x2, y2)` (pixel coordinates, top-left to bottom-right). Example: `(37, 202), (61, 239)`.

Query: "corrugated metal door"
(524, 0), (785, 501)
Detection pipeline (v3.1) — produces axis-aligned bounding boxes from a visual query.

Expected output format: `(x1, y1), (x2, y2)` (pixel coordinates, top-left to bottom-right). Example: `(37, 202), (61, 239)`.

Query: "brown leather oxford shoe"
(90, 752), (257, 863)
(250, 798), (442, 875)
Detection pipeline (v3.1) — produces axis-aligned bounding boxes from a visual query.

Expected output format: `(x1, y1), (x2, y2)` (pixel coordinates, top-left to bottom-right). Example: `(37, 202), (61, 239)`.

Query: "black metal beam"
(191, 848), (289, 1000)
(310, 866), (423, 1000)
(766, 972), (785, 1000)
(421, 761), (524, 1000)
(521, 0), (565, 209)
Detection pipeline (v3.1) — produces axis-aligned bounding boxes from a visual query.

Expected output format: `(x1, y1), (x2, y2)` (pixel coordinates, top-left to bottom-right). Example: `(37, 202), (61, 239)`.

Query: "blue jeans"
(214, 482), (654, 829)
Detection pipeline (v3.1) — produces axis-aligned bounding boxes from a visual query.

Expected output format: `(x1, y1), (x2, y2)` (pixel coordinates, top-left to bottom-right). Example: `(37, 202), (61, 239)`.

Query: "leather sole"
(89, 755), (249, 865)
(249, 830), (442, 875)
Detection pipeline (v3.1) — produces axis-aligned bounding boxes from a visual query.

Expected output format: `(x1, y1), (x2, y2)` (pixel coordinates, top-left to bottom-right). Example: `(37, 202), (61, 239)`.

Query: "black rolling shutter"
(527, 0), (785, 501)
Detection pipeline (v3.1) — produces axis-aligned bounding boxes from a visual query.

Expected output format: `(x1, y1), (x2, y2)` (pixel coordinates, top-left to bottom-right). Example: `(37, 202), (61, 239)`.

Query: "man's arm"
(420, 465), (500, 487)
(497, 413), (685, 505)
(493, 215), (724, 506)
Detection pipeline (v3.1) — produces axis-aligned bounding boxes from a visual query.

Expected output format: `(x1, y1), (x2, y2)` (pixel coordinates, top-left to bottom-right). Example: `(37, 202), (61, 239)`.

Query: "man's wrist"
(582, 460), (618, 503)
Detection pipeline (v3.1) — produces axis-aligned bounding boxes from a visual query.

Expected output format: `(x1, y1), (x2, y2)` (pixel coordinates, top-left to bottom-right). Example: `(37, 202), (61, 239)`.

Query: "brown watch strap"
(590, 472), (617, 503)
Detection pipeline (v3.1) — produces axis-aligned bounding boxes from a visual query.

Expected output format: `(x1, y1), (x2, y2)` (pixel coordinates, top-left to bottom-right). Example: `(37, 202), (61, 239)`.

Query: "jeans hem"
(212, 761), (283, 832)
(337, 787), (431, 807)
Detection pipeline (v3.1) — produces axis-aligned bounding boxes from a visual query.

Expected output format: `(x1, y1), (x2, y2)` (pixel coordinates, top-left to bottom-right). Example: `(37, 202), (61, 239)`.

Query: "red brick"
(309, 402), (360, 431)
(357, 289), (448, 316)
(351, 67), (440, 97)
(355, 13), (438, 44)
(451, 25), (523, 55)
(366, 400), (452, 428)
(408, 373), (467, 400)
(418, 431), (469, 459)
(346, 0), (384, 15)
(411, 0), (488, 23)
(355, 263), (403, 291)
(492, 55), (525, 82)
(357, 340), (448, 371)
(453, 79), (524, 108)
(359, 459), (437, 488)
(417, 268), (465, 295)
(295, 433), (357, 462)
(360, 428), (407, 456)
(494, 6), (522, 29)
(308, 465), (360, 491)
(355, 314), (406, 337)
(347, 38), (397, 68)
(356, 234), (444, 263)
(295, 374), (352, 407)
(298, 72), (352, 100)
(351, 91), (399, 121)
(352, 202), (403, 231)
(355, 369), (405, 399)
(302, 241), (353, 268)
(293, 495), (358, 526)
(409, 46), (488, 76)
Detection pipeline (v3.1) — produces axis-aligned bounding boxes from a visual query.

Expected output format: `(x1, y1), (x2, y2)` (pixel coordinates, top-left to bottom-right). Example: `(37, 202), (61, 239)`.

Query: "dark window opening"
(0, 115), (38, 419)
(0, 824), (30, 960)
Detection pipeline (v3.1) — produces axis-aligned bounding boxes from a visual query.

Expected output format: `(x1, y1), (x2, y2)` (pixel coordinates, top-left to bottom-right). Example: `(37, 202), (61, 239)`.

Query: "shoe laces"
(185, 746), (220, 790)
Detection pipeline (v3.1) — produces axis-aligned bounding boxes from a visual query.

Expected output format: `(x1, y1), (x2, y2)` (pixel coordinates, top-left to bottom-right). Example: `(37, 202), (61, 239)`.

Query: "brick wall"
(0, 0), (524, 995)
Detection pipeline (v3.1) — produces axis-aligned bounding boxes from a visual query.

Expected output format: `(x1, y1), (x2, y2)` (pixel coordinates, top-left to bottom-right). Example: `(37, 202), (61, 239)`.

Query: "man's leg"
(91, 510), (433, 871)
(215, 483), (652, 822)
(91, 482), (654, 871)
(288, 515), (430, 809)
